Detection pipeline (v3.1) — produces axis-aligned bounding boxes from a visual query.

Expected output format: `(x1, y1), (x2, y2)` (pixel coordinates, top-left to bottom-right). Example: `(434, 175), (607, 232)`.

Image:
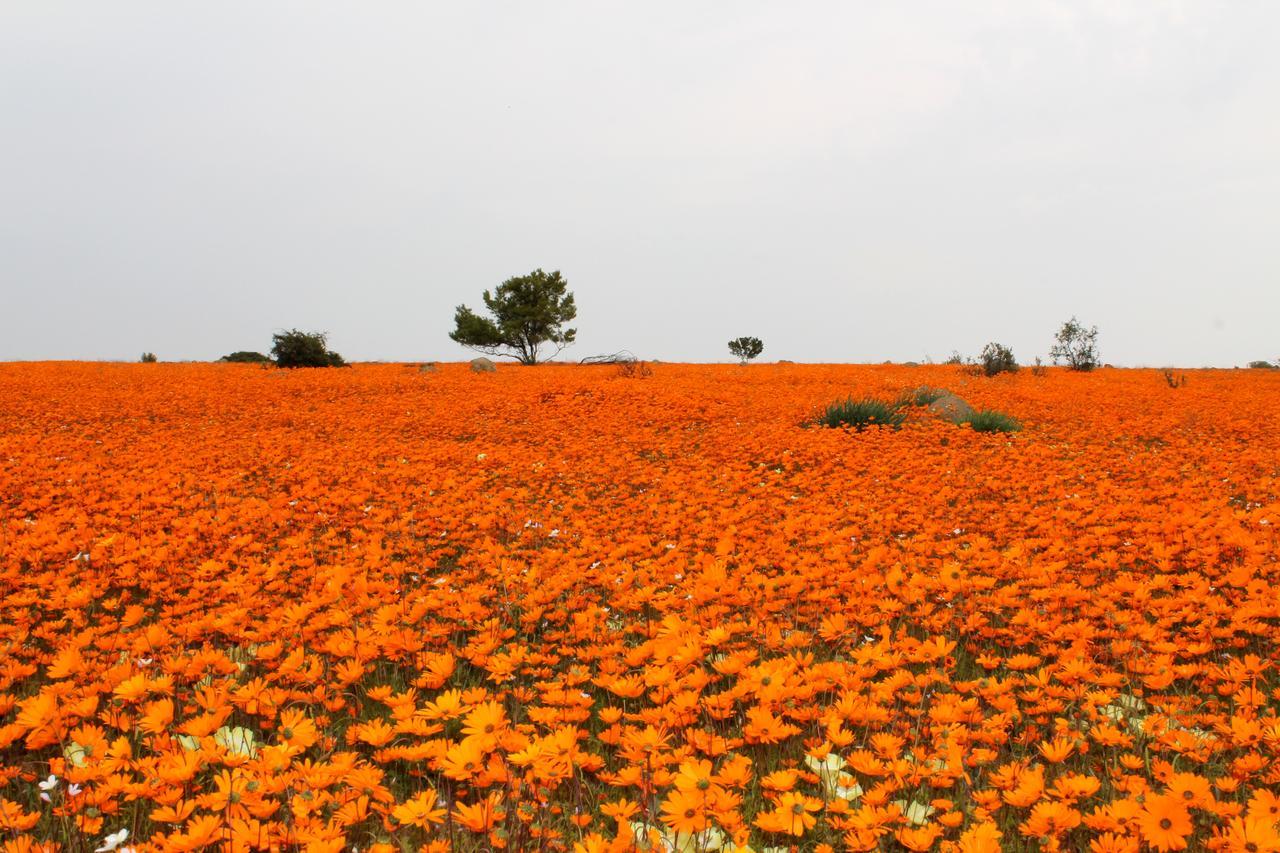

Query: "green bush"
(140, 352), (157, 363)
(1050, 316), (1099, 371)
(271, 330), (346, 368)
(978, 342), (1018, 376)
(220, 351), (272, 364)
(728, 336), (764, 364)
(964, 410), (1022, 433)
(901, 386), (946, 406)
(1247, 360), (1276, 369)
(814, 397), (906, 431)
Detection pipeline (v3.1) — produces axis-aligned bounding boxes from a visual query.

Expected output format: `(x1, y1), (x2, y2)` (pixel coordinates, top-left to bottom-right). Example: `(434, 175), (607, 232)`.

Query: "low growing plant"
(900, 386), (947, 406)
(978, 342), (1018, 376)
(965, 409), (1022, 433)
(813, 397), (906, 431)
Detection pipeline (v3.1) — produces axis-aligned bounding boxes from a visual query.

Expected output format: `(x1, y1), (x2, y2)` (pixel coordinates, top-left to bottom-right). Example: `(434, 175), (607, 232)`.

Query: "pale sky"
(3, 2), (1277, 366)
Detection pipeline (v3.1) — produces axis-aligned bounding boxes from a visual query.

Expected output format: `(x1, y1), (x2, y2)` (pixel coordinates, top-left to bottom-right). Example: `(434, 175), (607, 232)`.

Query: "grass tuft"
(900, 386), (947, 407)
(964, 410), (1022, 433)
(813, 397), (906, 431)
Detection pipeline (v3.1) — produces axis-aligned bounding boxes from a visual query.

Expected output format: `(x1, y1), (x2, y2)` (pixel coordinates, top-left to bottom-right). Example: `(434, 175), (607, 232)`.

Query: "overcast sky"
(2, 2), (1277, 366)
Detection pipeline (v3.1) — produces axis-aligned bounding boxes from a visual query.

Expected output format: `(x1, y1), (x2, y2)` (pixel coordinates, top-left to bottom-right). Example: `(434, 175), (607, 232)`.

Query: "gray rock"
(469, 357), (496, 373)
(928, 393), (975, 424)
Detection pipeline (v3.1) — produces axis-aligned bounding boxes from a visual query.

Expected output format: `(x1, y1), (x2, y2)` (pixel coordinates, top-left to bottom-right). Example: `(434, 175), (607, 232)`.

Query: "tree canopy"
(450, 269), (577, 365)
(1049, 316), (1099, 371)
(271, 330), (346, 368)
(728, 336), (764, 364)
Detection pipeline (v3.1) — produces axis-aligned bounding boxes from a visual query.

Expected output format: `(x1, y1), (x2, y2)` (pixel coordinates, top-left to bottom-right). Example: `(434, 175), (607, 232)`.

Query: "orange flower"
(1088, 832), (1141, 853)
(1165, 772), (1213, 810)
(660, 788), (709, 834)
(1037, 736), (1076, 763)
(1137, 794), (1194, 852)
(391, 790), (446, 829)
(461, 700), (507, 748)
(439, 738), (487, 781)
(453, 793), (505, 832)
(1218, 815), (1280, 853)
(2, 363), (1279, 849)
(754, 791), (822, 836)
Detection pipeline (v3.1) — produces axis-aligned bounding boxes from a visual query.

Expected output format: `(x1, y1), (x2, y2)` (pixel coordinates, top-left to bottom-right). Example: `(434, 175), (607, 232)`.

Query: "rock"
(418, 363), (437, 373)
(928, 393), (975, 424)
(470, 357), (496, 373)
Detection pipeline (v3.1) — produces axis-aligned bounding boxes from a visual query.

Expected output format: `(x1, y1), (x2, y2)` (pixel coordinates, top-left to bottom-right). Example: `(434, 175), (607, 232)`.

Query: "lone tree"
(1050, 316), (1099, 371)
(450, 269), (577, 365)
(728, 336), (764, 364)
(271, 329), (346, 368)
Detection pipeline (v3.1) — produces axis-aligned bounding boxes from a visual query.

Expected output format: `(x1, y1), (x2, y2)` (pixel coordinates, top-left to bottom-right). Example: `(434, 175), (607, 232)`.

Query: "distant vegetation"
(978, 342), (1018, 376)
(728, 336), (764, 364)
(140, 352), (157, 363)
(220, 351), (272, 364)
(1248, 360), (1277, 369)
(450, 269), (577, 365)
(271, 330), (345, 368)
(1050, 316), (1100, 371)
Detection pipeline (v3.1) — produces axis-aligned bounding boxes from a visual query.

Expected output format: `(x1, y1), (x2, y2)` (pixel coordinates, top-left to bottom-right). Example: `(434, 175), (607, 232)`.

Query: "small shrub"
(615, 360), (652, 378)
(271, 330), (346, 368)
(1031, 357), (1047, 377)
(943, 351), (966, 366)
(1161, 369), (1187, 388)
(813, 397), (906, 431)
(965, 410), (1022, 433)
(1050, 316), (1099, 371)
(978, 342), (1018, 376)
(901, 386), (947, 407)
(140, 352), (158, 363)
(728, 336), (764, 364)
(1247, 360), (1276, 369)
(220, 351), (272, 364)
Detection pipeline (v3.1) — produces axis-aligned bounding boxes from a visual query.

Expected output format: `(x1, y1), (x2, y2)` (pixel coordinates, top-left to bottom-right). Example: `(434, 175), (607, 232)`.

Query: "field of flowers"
(1, 361), (1278, 853)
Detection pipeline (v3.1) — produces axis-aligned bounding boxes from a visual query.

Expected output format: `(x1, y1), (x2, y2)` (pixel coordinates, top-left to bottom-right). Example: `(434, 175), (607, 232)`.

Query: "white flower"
(96, 829), (128, 852)
(68, 783), (82, 797)
(38, 774), (59, 792)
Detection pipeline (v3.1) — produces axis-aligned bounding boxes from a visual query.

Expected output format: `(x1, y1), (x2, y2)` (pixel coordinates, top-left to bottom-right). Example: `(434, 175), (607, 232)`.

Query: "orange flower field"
(2, 361), (1278, 853)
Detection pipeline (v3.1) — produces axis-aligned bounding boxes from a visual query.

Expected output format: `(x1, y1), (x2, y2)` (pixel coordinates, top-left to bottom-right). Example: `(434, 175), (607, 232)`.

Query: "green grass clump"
(814, 397), (906, 431)
(901, 386), (947, 407)
(964, 410), (1022, 433)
